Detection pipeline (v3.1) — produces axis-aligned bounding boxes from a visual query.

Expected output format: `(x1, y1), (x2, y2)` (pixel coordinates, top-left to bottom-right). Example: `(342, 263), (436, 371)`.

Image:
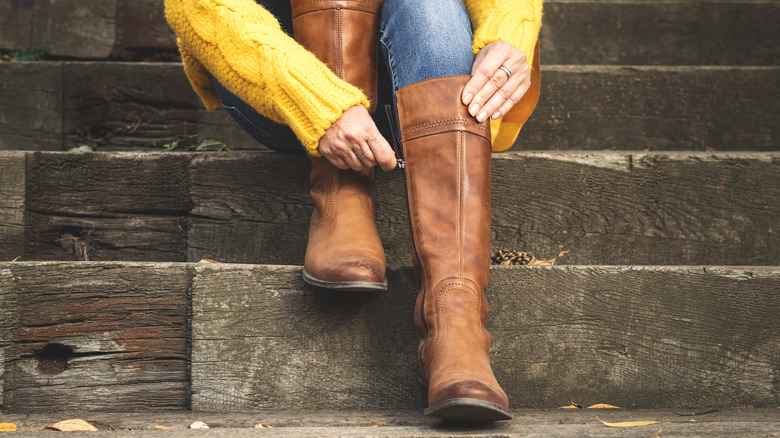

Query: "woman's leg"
(379, 0), (474, 92)
(381, 0), (512, 422)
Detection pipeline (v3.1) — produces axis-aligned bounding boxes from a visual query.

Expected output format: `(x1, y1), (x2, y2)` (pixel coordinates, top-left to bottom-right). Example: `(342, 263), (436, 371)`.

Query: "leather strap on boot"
(397, 75), (511, 421)
(291, 0), (383, 114)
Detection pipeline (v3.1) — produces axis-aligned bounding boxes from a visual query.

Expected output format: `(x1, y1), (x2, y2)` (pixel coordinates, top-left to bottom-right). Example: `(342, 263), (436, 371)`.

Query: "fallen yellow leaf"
(529, 251), (570, 266)
(559, 404), (583, 409)
(653, 428), (663, 437)
(596, 417), (660, 428)
(43, 419), (98, 431)
(153, 425), (171, 430)
(0, 423), (17, 431)
(198, 259), (221, 263)
(587, 403), (622, 409)
(254, 424), (273, 429)
(190, 421), (209, 429)
(11, 256), (20, 262)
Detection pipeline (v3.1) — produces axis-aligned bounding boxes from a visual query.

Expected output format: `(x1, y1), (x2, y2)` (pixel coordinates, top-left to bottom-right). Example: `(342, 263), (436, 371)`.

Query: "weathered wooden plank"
(7, 151), (778, 265)
(189, 152), (779, 267)
(24, 152), (191, 261)
(191, 264), (420, 411)
(1, 409), (779, 436)
(541, 0), (779, 66)
(0, 152), (26, 261)
(0, 266), (17, 409)
(3, 63), (778, 152)
(191, 264), (780, 410)
(0, 63), (63, 151)
(2, 262), (190, 412)
(515, 66), (780, 151)
(31, 0), (117, 59)
(114, 0), (178, 60)
(489, 152), (780, 266)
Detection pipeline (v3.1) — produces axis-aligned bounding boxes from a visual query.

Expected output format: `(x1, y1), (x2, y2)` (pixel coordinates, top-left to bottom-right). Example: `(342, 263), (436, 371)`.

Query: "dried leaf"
(11, 256), (20, 262)
(0, 423), (17, 431)
(653, 428), (663, 437)
(43, 419), (99, 431)
(198, 259), (221, 263)
(254, 424), (273, 428)
(529, 250), (570, 266)
(153, 425), (171, 430)
(68, 145), (94, 152)
(195, 138), (228, 151)
(587, 403), (622, 409)
(596, 417), (660, 428)
(369, 422), (389, 427)
(189, 421), (209, 430)
(559, 404), (583, 409)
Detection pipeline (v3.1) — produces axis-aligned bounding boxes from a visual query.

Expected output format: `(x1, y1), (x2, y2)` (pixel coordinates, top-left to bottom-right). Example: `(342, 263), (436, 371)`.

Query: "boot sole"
(424, 398), (513, 422)
(302, 267), (387, 292)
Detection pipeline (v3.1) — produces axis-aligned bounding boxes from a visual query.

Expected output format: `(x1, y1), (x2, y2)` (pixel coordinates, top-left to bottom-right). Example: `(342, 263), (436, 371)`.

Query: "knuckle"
(498, 87), (511, 99)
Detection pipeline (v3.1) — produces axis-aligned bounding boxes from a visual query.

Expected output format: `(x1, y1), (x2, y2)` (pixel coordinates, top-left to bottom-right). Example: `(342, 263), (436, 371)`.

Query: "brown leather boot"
(303, 156), (387, 291)
(396, 75), (511, 421)
(291, 0), (383, 114)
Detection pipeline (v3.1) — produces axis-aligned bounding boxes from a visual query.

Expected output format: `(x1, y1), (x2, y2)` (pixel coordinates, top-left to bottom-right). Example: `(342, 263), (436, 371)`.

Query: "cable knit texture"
(165, 0), (543, 153)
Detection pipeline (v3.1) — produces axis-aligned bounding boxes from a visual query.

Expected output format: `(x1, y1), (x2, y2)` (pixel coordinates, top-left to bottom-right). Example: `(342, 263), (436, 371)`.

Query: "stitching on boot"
(429, 277), (480, 357)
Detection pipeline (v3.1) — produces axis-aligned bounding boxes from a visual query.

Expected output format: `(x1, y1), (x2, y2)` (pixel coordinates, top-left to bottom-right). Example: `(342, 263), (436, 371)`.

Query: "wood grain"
(541, 0), (779, 66)
(190, 264), (421, 411)
(24, 152), (191, 261)
(2, 262), (190, 412)
(187, 152), (780, 266)
(0, 63), (63, 151)
(190, 264), (780, 410)
(0, 266), (16, 408)
(515, 66), (780, 151)
(0, 152), (26, 261)
(3, 63), (778, 152)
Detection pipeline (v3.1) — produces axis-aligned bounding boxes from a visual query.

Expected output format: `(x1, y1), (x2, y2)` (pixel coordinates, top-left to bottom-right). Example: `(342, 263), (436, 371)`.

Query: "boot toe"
(425, 380), (511, 422)
(303, 258), (386, 291)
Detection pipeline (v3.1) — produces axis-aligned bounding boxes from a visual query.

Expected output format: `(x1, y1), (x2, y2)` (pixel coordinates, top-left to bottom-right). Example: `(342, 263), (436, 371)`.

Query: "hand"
(461, 41), (532, 122)
(318, 105), (397, 172)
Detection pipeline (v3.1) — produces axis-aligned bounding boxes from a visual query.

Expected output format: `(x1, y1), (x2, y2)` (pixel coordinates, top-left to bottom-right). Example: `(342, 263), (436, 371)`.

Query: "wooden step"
(1, 409), (779, 436)
(0, 63), (777, 152)
(1, 151), (777, 266)
(2, 1), (776, 66)
(541, 0), (779, 66)
(1, 262), (777, 412)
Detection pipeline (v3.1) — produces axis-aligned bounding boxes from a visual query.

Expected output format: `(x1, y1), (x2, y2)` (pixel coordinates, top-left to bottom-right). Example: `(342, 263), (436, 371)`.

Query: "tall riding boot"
(291, 0), (383, 113)
(303, 156), (387, 291)
(396, 75), (511, 421)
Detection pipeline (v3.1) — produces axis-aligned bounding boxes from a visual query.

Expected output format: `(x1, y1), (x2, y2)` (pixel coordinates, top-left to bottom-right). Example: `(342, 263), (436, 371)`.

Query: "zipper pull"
(384, 104), (405, 170)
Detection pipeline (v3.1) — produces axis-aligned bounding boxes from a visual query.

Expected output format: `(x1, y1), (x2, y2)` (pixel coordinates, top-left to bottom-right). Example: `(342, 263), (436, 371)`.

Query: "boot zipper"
(384, 104), (405, 169)
(388, 105), (428, 374)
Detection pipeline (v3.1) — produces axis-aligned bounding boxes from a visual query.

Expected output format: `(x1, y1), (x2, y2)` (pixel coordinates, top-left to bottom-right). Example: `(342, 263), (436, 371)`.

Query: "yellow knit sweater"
(165, 0), (543, 154)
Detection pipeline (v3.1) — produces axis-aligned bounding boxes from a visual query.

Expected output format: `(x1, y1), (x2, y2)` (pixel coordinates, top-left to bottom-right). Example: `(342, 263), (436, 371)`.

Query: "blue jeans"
(213, 0), (475, 153)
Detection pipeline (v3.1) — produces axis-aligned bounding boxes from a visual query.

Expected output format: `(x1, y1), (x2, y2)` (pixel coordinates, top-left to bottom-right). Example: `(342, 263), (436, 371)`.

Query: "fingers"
(317, 105), (397, 172)
(462, 41), (530, 122)
(368, 133), (397, 172)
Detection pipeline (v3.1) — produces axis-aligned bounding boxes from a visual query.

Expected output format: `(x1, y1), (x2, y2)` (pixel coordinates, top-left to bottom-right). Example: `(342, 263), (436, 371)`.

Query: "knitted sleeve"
(463, 0), (544, 70)
(165, 0), (370, 155)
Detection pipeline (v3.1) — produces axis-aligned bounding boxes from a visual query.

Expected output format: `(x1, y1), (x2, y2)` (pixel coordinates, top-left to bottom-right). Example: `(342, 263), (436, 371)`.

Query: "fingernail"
(477, 110), (488, 122)
(491, 111), (501, 120)
(463, 93), (473, 105)
(469, 103), (480, 116)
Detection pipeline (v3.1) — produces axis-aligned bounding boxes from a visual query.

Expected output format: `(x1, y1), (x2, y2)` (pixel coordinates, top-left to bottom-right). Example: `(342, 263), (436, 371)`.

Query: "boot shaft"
(291, 0), (383, 113)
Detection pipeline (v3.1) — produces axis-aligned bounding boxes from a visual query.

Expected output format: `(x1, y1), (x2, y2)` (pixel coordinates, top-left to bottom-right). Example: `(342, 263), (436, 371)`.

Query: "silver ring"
(499, 65), (512, 79)
(361, 150), (371, 158)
